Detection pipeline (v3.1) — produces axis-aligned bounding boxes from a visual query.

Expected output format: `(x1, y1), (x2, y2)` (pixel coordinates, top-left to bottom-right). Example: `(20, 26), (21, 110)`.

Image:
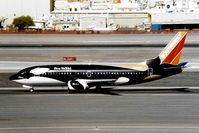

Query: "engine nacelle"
(68, 80), (88, 92)
(115, 77), (129, 85)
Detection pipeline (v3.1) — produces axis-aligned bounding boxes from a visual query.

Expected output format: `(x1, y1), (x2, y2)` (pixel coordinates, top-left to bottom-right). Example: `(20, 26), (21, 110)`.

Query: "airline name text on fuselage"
(54, 67), (72, 70)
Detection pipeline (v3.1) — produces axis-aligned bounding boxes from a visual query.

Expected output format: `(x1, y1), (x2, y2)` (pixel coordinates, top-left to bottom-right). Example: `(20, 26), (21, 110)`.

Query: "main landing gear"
(96, 86), (101, 91)
(30, 88), (34, 93)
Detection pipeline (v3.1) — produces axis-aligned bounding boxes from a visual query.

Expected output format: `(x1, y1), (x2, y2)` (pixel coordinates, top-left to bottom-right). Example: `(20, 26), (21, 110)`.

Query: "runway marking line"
(1, 126), (199, 130)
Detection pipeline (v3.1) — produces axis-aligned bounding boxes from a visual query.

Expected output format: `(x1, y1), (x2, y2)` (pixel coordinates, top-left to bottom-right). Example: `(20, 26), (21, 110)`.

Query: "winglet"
(159, 32), (187, 65)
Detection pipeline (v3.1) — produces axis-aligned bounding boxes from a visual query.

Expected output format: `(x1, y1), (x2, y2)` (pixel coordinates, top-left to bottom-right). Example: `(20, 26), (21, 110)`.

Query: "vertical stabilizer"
(159, 32), (187, 65)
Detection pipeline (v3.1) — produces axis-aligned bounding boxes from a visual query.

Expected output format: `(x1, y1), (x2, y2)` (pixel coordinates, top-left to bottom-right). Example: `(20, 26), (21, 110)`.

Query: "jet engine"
(68, 80), (88, 92)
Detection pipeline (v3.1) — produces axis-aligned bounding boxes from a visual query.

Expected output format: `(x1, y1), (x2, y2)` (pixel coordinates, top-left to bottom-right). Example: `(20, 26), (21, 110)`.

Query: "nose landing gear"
(22, 85), (34, 93)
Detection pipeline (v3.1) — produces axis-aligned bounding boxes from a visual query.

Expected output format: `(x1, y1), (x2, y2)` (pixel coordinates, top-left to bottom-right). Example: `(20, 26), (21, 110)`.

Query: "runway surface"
(0, 47), (198, 63)
(0, 32), (199, 46)
(1, 89), (199, 133)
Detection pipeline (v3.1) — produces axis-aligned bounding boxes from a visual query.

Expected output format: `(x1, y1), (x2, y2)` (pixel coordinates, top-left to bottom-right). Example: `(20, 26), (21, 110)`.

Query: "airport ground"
(0, 33), (199, 132)
(0, 32), (199, 46)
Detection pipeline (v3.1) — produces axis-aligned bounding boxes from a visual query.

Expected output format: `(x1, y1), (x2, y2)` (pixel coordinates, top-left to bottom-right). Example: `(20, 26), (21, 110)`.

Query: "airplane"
(10, 32), (187, 93)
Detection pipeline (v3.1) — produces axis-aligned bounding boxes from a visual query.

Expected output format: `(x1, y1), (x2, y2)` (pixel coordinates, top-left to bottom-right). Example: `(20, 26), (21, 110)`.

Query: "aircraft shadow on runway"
(0, 87), (197, 95)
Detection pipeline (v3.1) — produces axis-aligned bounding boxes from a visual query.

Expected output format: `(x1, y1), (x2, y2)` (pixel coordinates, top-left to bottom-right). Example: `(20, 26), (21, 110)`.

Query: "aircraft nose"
(9, 74), (19, 81)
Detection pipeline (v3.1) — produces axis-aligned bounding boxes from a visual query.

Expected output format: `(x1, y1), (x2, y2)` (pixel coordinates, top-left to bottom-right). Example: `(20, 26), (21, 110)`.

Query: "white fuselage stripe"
(14, 76), (65, 86)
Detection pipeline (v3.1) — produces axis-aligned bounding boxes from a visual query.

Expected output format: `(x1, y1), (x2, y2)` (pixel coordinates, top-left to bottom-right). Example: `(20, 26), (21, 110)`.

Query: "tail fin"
(159, 32), (187, 65)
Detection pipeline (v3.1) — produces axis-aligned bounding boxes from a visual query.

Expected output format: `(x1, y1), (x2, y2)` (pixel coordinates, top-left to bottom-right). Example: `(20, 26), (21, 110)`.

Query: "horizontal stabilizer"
(178, 62), (188, 68)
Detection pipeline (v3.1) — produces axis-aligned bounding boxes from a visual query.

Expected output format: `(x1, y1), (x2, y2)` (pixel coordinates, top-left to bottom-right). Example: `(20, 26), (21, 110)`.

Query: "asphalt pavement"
(0, 32), (199, 46)
(0, 91), (199, 133)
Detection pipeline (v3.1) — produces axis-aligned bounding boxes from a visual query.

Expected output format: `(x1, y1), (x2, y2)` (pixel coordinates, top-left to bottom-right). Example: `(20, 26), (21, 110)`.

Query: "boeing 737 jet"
(10, 32), (187, 92)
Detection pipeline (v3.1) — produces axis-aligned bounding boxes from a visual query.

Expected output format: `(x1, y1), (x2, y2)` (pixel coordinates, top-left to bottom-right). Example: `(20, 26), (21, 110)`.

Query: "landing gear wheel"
(30, 88), (34, 93)
(68, 88), (71, 94)
(96, 86), (101, 92)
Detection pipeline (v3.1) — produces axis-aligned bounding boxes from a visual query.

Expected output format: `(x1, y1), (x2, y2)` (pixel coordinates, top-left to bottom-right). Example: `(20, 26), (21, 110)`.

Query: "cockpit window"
(21, 71), (26, 75)
(18, 70), (31, 79)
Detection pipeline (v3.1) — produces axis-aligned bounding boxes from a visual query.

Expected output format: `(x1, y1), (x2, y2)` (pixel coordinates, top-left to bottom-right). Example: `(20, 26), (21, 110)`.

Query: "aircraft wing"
(75, 77), (129, 87)
(67, 78), (118, 91)
(80, 79), (117, 86)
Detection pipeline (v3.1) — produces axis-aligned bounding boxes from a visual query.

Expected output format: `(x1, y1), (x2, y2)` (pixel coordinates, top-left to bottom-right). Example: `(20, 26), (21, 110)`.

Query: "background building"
(1, 0), (199, 30)
(0, 0), (50, 27)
